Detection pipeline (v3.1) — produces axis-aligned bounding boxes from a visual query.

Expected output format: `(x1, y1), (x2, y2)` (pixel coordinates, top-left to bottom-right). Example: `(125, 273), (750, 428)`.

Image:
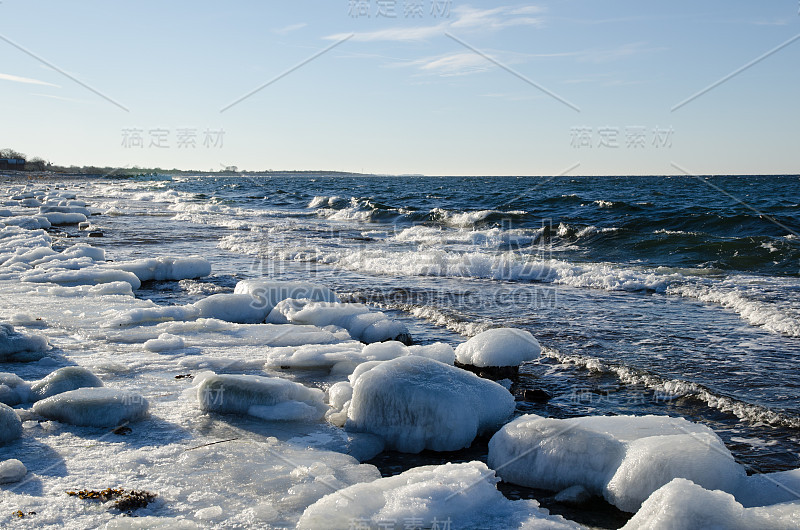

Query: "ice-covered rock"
(298, 461), (580, 529)
(0, 372), (31, 405)
(108, 256), (211, 282)
(0, 323), (49, 362)
(38, 212), (87, 225)
(192, 293), (269, 324)
(195, 372), (328, 422)
(39, 204), (91, 217)
(554, 485), (592, 505)
(346, 356), (515, 453)
(33, 387), (149, 427)
(623, 478), (800, 530)
(29, 366), (104, 401)
(265, 340), (454, 374)
(488, 414), (746, 513)
(234, 279), (340, 314)
(144, 333), (186, 352)
(0, 459), (27, 484)
(268, 299), (411, 344)
(2, 216), (52, 230)
(455, 327), (541, 367)
(0, 403), (22, 444)
(22, 266), (142, 290)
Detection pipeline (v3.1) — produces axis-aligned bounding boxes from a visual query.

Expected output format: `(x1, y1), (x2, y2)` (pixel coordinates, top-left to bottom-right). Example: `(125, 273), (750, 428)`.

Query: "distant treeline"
(0, 148), (363, 177)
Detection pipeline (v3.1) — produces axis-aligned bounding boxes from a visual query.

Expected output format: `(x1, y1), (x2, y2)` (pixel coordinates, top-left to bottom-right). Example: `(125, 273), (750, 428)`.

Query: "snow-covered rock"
(33, 387), (149, 427)
(455, 327), (541, 367)
(0, 372), (31, 405)
(192, 293), (269, 324)
(298, 461), (580, 529)
(488, 414), (746, 513)
(623, 478), (800, 530)
(0, 403), (22, 444)
(0, 459), (27, 484)
(234, 279), (339, 314)
(195, 372), (328, 422)
(29, 366), (104, 401)
(268, 299), (411, 344)
(107, 256), (211, 282)
(346, 356), (515, 453)
(0, 323), (49, 362)
(144, 333), (185, 352)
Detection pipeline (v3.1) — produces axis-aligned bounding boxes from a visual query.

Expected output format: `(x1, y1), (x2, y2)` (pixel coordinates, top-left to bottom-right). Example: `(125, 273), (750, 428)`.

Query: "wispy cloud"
(274, 22), (308, 35)
(0, 72), (59, 87)
(325, 4), (544, 42)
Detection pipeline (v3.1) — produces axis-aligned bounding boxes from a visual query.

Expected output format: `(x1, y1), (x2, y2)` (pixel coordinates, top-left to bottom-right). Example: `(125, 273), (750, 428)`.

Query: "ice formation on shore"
(268, 298), (411, 344)
(194, 372), (328, 422)
(33, 387), (149, 427)
(0, 323), (49, 362)
(29, 366), (104, 401)
(107, 256), (211, 282)
(0, 402), (22, 444)
(143, 333), (185, 352)
(345, 356), (515, 452)
(455, 327), (541, 367)
(0, 372), (31, 405)
(622, 478), (800, 529)
(234, 279), (339, 313)
(0, 459), (27, 484)
(298, 461), (581, 529)
(488, 414), (746, 512)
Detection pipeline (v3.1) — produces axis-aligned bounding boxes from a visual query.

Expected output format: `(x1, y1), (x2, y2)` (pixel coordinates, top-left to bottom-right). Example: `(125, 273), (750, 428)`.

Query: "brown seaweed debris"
(66, 488), (157, 513)
(13, 510), (36, 519)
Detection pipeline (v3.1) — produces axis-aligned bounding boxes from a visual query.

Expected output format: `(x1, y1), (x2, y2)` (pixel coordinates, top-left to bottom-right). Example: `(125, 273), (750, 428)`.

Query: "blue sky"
(0, 1), (798, 175)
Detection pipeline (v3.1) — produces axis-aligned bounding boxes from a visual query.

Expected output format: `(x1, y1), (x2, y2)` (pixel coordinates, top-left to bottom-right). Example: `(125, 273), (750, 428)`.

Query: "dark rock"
(522, 388), (552, 402)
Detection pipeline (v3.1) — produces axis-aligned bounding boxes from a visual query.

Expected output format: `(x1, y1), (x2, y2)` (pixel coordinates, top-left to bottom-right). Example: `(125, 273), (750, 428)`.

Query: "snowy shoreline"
(2, 180), (799, 529)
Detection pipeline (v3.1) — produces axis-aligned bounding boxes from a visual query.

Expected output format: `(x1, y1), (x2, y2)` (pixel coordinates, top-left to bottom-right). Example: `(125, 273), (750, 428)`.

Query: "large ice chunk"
(0, 323), (49, 362)
(0, 459), (27, 484)
(488, 414), (746, 513)
(22, 266), (142, 290)
(0, 403), (22, 444)
(346, 356), (515, 453)
(195, 372), (328, 422)
(108, 256), (211, 282)
(298, 461), (580, 529)
(0, 372), (31, 405)
(623, 478), (800, 530)
(33, 387), (149, 427)
(265, 341), (454, 374)
(234, 279), (339, 314)
(455, 327), (541, 367)
(268, 299), (411, 344)
(29, 366), (104, 401)
(144, 333), (186, 352)
(192, 293), (270, 324)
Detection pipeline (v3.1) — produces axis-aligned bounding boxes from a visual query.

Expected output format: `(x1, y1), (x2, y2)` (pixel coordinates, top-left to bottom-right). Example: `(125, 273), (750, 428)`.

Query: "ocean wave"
(542, 348), (800, 429)
(666, 283), (800, 337)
